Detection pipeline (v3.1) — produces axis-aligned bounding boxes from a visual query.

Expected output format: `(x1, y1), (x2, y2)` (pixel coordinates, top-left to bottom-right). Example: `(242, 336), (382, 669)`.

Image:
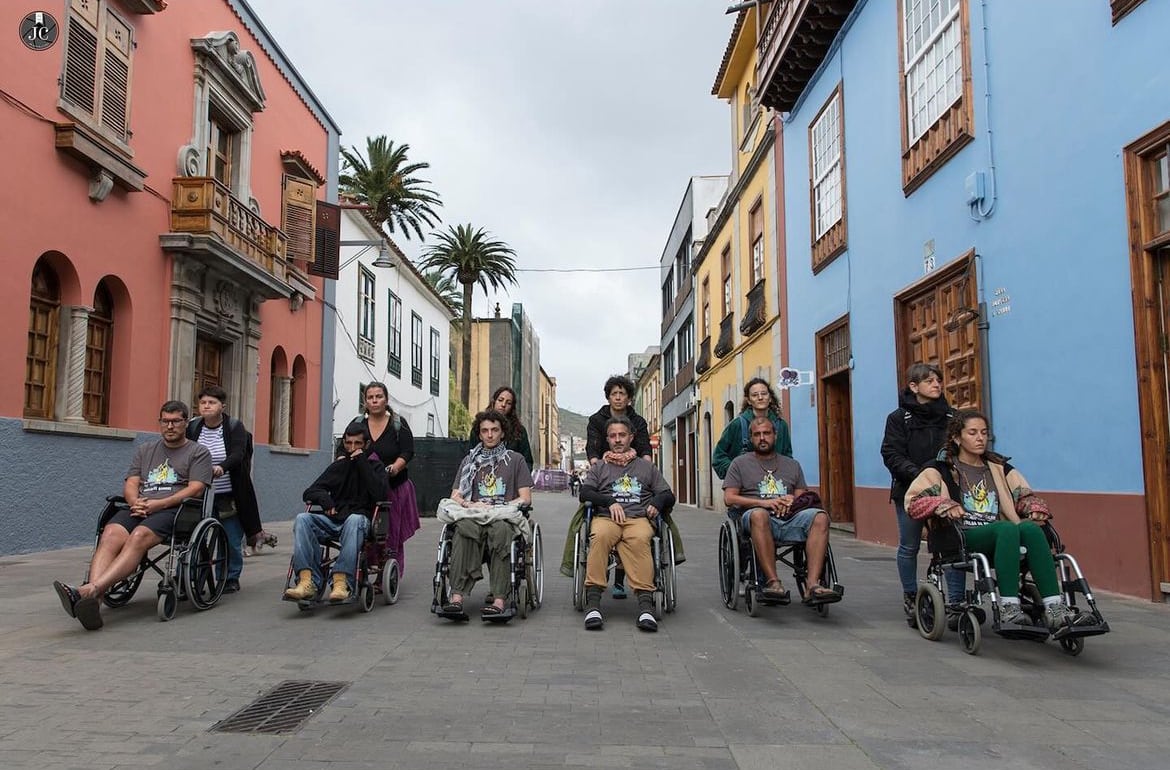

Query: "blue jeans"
(895, 499), (966, 602)
(220, 515), (244, 582)
(292, 512), (369, 589)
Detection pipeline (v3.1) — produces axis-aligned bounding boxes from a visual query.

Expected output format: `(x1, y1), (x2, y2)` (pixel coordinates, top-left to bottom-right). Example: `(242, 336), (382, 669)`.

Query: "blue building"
(754, 0), (1169, 599)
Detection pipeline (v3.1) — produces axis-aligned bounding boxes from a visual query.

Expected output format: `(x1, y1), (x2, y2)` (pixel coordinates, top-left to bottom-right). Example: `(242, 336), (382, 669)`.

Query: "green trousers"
(449, 518), (514, 597)
(963, 520), (1059, 599)
(559, 503), (685, 577)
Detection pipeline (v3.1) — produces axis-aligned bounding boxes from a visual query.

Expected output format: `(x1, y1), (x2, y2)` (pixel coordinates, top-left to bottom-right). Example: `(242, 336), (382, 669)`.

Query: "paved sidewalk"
(1, 491), (1168, 770)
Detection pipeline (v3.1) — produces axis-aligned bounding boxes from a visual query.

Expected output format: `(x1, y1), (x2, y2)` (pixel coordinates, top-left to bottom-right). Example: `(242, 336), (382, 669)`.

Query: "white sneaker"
(584, 609), (604, 630)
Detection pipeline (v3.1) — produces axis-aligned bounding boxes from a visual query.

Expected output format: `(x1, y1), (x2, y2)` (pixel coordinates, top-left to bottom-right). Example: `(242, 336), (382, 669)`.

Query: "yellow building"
(633, 352), (662, 469)
(694, 6), (785, 508)
(538, 366), (560, 469)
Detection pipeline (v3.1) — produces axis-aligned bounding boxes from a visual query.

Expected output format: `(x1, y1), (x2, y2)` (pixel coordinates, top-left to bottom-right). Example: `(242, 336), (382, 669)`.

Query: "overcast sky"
(246, 0), (734, 413)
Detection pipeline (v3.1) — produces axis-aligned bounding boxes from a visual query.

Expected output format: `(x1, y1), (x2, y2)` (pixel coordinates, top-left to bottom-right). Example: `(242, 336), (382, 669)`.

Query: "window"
(749, 200), (765, 285)
(387, 290), (402, 377)
(701, 278), (711, 338)
(663, 342), (676, 381)
(674, 230), (691, 296)
(83, 281), (114, 425)
(282, 174), (317, 267)
(427, 413), (436, 437)
(206, 109), (236, 186)
(741, 82), (754, 137)
(662, 268), (674, 316)
(357, 266), (375, 363)
(721, 246), (732, 317)
(1151, 144), (1170, 236)
(60, 0), (134, 145)
(898, 0), (972, 193)
(429, 327), (441, 396)
(25, 262), (60, 419)
(809, 85), (847, 269)
(411, 312), (423, 388)
(678, 318), (694, 366)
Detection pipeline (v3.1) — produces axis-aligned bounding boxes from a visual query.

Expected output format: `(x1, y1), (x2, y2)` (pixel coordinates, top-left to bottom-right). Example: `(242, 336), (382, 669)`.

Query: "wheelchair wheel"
(157, 589), (177, 622)
(744, 586), (759, 617)
(104, 561), (145, 608)
(717, 520), (739, 610)
(915, 583), (946, 641)
(382, 559), (400, 605)
(184, 518), (228, 611)
(518, 582), (529, 619)
(662, 525), (677, 613)
(1059, 636), (1085, 656)
(572, 526), (587, 611)
(359, 582), (376, 613)
(529, 523), (544, 609)
(958, 609), (982, 655)
(654, 590), (664, 621)
(433, 534), (452, 612)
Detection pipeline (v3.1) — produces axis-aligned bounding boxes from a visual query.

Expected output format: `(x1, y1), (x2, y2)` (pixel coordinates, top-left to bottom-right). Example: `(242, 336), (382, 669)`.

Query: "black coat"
(880, 389), (954, 502)
(302, 452), (389, 522)
(186, 415), (263, 537)
(586, 405), (652, 461)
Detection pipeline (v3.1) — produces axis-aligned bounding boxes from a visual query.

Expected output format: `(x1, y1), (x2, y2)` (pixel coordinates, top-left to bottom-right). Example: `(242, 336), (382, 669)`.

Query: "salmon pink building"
(0, 0), (342, 553)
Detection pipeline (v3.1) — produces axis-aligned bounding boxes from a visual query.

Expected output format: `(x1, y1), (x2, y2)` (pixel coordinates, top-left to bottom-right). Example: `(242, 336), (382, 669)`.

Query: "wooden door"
(193, 336), (223, 403)
(817, 317), (854, 523)
(1152, 248), (1170, 594)
(896, 253), (982, 409)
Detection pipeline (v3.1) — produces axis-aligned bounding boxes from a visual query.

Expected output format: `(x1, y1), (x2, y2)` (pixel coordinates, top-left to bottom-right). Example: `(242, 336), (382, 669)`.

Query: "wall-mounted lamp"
(339, 239), (396, 271)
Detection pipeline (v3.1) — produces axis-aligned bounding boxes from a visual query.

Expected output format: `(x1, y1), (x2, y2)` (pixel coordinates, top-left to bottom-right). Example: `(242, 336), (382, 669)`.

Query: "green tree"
(423, 269), (463, 317)
(339, 136), (441, 240)
(448, 372), (472, 439)
(418, 224), (518, 407)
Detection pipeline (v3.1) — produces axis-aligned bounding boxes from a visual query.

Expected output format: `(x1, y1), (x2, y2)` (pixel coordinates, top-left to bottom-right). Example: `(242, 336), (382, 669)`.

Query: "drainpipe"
(978, 300), (992, 430)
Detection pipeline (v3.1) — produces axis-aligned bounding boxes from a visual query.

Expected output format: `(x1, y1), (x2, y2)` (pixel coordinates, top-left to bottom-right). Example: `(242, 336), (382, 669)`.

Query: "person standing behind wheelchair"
(347, 382), (421, 572)
(469, 386), (534, 470)
(186, 386), (269, 594)
(879, 363), (964, 625)
(712, 377), (793, 479)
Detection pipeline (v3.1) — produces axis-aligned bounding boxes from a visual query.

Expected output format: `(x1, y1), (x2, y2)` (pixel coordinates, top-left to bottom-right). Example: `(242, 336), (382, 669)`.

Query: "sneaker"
(636, 611), (658, 632)
(1044, 602), (1074, 633)
(999, 601), (1032, 627)
(612, 584), (627, 600)
(223, 579), (240, 594)
(945, 604), (963, 632)
(584, 609), (604, 630)
(902, 593), (915, 617)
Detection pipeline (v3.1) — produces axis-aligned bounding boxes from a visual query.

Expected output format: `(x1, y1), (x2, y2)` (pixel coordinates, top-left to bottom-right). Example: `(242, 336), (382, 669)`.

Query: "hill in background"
(559, 406), (589, 439)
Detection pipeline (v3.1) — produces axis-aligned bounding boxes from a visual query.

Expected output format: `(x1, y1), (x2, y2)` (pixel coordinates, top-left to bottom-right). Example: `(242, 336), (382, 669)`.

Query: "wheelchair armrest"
(519, 502), (533, 518)
(105, 495), (127, 504)
(1041, 522), (1064, 554)
(305, 504), (326, 513)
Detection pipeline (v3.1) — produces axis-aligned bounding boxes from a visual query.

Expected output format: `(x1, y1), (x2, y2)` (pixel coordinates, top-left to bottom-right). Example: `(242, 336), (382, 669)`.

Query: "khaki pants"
(586, 516), (654, 592)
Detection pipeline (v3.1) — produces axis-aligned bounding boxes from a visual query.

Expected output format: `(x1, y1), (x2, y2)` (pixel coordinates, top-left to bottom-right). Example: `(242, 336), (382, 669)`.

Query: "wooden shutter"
(282, 175), (317, 265)
(311, 200), (341, 279)
(62, 11), (99, 114)
(99, 9), (132, 141)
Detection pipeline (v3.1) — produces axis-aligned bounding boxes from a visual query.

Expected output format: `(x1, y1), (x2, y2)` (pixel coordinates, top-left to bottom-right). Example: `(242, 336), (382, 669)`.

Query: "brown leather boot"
(283, 569), (317, 601)
(328, 573), (351, 603)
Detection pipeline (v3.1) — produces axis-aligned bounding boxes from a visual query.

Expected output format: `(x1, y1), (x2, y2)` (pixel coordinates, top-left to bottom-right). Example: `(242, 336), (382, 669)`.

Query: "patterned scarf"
(457, 442), (511, 500)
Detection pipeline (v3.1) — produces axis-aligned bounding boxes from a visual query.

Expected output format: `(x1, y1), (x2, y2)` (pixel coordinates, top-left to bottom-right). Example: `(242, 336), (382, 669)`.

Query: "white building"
(332, 207), (455, 439)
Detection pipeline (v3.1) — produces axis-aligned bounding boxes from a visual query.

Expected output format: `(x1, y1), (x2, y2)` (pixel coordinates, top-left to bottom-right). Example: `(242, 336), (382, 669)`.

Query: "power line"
(516, 265), (658, 273)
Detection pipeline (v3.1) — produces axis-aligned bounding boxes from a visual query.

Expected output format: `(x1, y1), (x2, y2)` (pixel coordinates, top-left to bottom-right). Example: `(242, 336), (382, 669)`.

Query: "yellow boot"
(328, 573), (351, 603)
(283, 569), (317, 601)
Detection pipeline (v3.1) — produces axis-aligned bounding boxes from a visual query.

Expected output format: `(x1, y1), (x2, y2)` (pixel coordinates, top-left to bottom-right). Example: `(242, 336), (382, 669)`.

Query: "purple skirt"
(386, 479), (421, 573)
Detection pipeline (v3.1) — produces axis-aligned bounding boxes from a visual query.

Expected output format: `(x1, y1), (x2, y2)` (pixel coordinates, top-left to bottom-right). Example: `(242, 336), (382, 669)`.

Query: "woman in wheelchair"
(905, 409), (1095, 636)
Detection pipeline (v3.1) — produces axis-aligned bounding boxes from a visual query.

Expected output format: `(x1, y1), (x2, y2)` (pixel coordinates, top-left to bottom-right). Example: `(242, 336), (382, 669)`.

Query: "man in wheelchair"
(284, 425), (390, 603)
(579, 415), (675, 632)
(437, 410), (533, 621)
(53, 400), (213, 630)
(723, 417), (841, 606)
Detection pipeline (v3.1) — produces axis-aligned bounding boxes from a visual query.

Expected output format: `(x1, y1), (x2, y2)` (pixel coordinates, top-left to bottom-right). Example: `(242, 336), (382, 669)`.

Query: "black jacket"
(302, 452), (390, 522)
(880, 389), (954, 501)
(586, 405), (652, 461)
(186, 415), (263, 537)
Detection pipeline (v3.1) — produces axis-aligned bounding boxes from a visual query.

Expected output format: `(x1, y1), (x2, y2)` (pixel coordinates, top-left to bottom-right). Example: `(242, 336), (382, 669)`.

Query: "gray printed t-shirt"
(723, 452), (806, 501)
(127, 439), (214, 502)
(583, 458), (671, 519)
(454, 450), (533, 506)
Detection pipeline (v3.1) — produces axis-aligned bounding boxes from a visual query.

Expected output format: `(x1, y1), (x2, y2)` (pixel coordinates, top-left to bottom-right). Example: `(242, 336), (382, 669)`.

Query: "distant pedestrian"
(712, 378), (793, 479)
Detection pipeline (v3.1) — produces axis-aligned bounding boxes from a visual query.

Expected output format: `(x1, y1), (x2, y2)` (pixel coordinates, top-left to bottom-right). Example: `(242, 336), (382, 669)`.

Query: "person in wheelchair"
(723, 417), (841, 606)
(283, 425), (389, 604)
(579, 415), (675, 632)
(53, 400), (213, 631)
(905, 409), (1095, 635)
(437, 410), (533, 621)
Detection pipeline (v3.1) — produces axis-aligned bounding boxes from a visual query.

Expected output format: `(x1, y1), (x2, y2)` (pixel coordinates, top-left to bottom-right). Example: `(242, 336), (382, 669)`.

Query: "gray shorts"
(106, 506), (179, 541)
(737, 507), (822, 543)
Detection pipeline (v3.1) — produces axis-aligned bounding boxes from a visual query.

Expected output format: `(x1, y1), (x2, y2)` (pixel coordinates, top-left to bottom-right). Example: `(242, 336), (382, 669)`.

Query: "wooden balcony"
(739, 278), (767, 336)
(162, 177), (292, 299)
(756, 0), (858, 113)
(714, 314), (736, 359)
(696, 337), (712, 375)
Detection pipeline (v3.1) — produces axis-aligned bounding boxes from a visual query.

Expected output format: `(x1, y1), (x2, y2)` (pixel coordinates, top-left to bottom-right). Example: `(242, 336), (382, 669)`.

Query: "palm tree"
(339, 136), (442, 240)
(419, 224), (518, 406)
(422, 269), (463, 317)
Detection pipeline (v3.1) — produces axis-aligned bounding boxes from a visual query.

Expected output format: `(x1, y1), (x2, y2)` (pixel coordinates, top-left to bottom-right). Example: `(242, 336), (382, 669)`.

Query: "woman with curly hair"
(712, 377), (793, 479)
(468, 386), (534, 470)
(904, 409), (1091, 634)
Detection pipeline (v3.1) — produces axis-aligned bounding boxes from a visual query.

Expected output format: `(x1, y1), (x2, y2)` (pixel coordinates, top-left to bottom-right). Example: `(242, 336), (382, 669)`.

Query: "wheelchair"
(430, 503), (543, 622)
(282, 502), (400, 613)
(89, 493), (228, 622)
(570, 503), (677, 619)
(913, 519), (1110, 656)
(717, 508), (844, 618)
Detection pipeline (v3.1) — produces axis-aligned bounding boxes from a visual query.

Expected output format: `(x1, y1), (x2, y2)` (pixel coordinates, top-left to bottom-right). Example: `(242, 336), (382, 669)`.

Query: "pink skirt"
(386, 479), (421, 573)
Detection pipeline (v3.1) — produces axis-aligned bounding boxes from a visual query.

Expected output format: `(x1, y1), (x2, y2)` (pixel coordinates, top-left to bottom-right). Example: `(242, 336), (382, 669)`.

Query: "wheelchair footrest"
(481, 607), (516, 624)
(1053, 621), (1110, 640)
(994, 623), (1050, 641)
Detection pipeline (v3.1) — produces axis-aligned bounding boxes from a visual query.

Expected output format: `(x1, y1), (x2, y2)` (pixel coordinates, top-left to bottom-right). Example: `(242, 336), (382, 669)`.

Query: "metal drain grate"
(211, 680), (349, 734)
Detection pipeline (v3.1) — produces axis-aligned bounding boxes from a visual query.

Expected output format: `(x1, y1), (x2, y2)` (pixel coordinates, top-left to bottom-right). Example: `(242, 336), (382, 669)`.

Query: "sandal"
(480, 604), (504, 617)
(802, 585), (842, 606)
(761, 580), (791, 604)
(53, 581), (80, 618)
(441, 599), (464, 615)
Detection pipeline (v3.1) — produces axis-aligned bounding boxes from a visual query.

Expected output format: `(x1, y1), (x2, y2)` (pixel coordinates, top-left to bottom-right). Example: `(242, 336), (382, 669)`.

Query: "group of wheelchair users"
(51, 366), (1108, 654)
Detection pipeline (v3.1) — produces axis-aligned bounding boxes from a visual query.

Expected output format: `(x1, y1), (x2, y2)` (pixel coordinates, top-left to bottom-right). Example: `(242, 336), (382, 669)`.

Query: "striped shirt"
(197, 422), (233, 496)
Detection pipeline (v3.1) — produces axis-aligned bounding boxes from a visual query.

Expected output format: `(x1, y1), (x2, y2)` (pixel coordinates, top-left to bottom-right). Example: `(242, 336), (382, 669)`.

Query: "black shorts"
(106, 506), (180, 541)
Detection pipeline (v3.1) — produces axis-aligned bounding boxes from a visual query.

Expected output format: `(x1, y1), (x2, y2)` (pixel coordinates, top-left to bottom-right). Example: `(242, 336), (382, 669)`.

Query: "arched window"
(84, 281), (114, 425)
(25, 262), (60, 419)
(724, 400), (735, 425)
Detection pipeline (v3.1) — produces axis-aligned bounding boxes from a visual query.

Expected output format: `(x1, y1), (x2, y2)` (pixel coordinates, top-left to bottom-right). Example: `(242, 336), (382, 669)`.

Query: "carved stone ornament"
(190, 31), (266, 113)
(177, 144), (202, 177)
(213, 281), (238, 318)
